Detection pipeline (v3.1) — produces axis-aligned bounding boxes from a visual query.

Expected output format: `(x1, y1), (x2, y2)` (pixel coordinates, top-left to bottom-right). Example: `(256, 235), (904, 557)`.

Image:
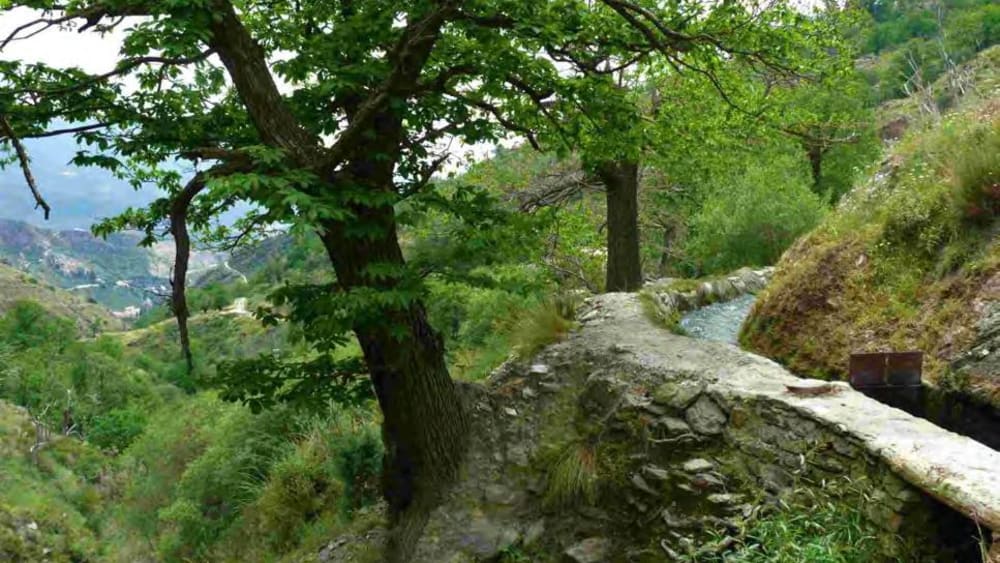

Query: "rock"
(682, 458), (715, 473)
(484, 483), (519, 505)
(761, 464), (792, 494)
(643, 464), (670, 482)
(523, 519), (545, 547)
(654, 416), (692, 436)
(579, 372), (626, 417)
(564, 537), (611, 563)
(457, 517), (520, 558)
(631, 473), (660, 496)
(653, 379), (705, 409)
(530, 364), (551, 375)
(503, 407), (518, 417)
(318, 538), (349, 562)
(642, 402), (667, 416)
(538, 382), (562, 393)
(610, 343), (631, 354)
(685, 395), (727, 435)
(707, 493), (744, 506)
(521, 387), (537, 399)
(691, 472), (725, 490)
(661, 509), (697, 529)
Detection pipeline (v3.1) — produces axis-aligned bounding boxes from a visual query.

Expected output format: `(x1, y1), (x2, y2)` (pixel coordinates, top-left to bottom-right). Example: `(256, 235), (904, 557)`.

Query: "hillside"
(0, 400), (110, 562)
(0, 261), (121, 334)
(0, 219), (223, 313)
(741, 54), (1000, 407)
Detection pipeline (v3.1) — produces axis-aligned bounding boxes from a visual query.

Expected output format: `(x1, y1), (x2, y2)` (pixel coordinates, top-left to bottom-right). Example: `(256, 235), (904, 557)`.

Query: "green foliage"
(684, 156), (828, 274)
(856, 0), (1000, 102)
(0, 301), (75, 352)
(716, 501), (883, 562)
(950, 119), (1000, 222)
(0, 401), (107, 562)
(86, 408), (146, 452)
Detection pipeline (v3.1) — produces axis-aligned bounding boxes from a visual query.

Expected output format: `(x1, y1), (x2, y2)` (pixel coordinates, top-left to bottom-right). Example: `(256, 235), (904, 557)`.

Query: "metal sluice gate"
(849, 351), (923, 389)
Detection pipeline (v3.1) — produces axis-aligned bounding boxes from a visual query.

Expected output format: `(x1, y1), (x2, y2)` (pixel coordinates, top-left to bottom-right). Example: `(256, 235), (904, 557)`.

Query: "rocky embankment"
(741, 87), (1000, 409)
(317, 293), (1000, 563)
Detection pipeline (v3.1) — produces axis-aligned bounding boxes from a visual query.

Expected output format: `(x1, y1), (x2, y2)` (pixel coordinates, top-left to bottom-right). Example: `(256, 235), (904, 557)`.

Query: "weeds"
(543, 442), (598, 509)
(511, 298), (577, 360)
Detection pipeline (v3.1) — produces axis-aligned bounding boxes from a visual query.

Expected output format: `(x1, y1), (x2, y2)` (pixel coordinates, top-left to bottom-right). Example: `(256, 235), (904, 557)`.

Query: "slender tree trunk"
(596, 160), (642, 292)
(657, 222), (674, 277)
(807, 144), (823, 190)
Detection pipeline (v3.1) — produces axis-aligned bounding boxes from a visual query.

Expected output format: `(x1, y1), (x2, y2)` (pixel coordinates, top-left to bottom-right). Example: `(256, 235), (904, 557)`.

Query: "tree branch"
(0, 114), (51, 220)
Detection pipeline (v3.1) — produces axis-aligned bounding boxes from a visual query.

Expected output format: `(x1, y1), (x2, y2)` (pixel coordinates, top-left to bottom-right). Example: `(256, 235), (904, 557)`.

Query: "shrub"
(950, 119), (1000, 222)
(685, 155), (827, 275)
(87, 408), (146, 452)
(510, 298), (577, 360)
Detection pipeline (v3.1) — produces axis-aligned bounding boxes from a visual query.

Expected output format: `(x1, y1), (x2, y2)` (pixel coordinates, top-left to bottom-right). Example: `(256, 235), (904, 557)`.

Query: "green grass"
(510, 298), (577, 360)
(542, 442), (598, 509)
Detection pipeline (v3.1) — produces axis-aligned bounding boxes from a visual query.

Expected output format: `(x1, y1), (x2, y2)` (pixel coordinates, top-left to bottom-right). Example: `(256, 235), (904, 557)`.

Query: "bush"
(950, 119), (1000, 222)
(684, 156), (827, 274)
(87, 408), (146, 452)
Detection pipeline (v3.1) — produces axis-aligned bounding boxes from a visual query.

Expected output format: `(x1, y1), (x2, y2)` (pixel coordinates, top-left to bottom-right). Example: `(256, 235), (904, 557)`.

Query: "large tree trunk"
(596, 160), (642, 292)
(319, 208), (468, 562)
(204, 3), (468, 559)
(318, 112), (469, 561)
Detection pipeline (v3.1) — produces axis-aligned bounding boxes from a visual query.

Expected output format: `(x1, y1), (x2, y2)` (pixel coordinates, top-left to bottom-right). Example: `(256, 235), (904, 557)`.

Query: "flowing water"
(678, 293), (757, 344)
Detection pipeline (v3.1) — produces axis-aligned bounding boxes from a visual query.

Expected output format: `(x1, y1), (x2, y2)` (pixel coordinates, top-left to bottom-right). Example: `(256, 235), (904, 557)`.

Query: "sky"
(0, 8), (156, 230)
(0, 6), (501, 231)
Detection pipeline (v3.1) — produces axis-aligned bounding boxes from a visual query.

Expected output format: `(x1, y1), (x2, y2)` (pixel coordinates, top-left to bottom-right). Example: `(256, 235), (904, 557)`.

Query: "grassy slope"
(0, 262), (122, 335)
(741, 48), (1000, 406)
(0, 400), (110, 562)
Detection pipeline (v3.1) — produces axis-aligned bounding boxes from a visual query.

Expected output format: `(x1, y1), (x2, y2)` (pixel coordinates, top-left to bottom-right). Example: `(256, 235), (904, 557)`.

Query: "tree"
(0, 0), (849, 558)
(470, 0), (850, 291)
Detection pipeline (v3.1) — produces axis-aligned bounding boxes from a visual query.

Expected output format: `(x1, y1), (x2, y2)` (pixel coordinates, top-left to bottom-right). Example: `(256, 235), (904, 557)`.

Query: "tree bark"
(318, 182), (468, 563)
(807, 143), (824, 190)
(596, 160), (642, 292)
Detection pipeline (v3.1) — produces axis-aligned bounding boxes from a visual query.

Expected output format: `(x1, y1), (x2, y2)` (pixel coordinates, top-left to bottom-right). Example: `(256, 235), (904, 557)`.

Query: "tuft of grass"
(510, 298), (577, 360)
(949, 119), (1000, 223)
(543, 442), (598, 509)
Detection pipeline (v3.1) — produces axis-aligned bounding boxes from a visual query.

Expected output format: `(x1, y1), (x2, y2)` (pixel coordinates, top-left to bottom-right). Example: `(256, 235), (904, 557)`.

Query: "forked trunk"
(596, 160), (642, 292)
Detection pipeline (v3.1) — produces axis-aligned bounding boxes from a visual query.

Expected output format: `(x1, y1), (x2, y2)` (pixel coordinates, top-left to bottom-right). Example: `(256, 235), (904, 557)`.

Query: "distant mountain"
(0, 129), (251, 230)
(0, 133), (163, 230)
(0, 260), (122, 334)
(0, 218), (223, 312)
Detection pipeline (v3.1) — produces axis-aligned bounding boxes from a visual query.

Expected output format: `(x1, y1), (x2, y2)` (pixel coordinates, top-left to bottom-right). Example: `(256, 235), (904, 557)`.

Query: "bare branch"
(0, 114), (51, 220)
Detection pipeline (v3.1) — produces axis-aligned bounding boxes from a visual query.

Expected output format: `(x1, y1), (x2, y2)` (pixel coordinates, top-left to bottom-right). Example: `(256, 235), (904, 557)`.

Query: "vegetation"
(743, 66), (1000, 405)
(0, 0), (995, 560)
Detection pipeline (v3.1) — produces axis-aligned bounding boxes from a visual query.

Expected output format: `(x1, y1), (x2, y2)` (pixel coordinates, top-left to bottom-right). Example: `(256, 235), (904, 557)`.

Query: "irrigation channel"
(680, 295), (1000, 452)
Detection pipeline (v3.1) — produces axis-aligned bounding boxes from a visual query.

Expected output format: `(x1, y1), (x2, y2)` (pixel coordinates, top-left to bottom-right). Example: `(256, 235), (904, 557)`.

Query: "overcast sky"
(0, 8), (155, 230)
(0, 7), (502, 230)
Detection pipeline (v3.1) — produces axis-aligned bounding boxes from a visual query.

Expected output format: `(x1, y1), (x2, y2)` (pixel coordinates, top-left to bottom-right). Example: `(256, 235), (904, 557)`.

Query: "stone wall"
(316, 293), (1000, 563)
